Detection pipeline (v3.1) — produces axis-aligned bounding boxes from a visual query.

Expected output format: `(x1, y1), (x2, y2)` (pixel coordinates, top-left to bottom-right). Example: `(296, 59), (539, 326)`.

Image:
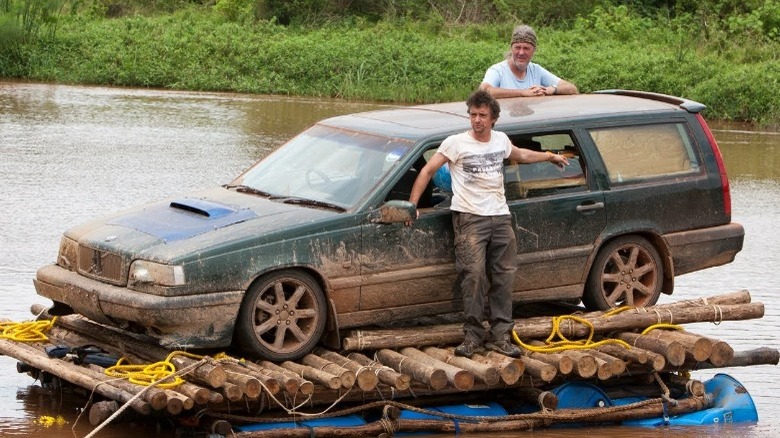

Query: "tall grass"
(2, 4), (778, 125)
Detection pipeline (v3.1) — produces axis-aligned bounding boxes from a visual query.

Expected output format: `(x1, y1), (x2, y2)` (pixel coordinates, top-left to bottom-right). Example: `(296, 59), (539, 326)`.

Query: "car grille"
(77, 245), (125, 285)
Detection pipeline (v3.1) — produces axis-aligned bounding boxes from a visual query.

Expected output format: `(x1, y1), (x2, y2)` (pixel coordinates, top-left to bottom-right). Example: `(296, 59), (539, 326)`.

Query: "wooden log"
(82, 364), (168, 412)
(376, 349), (448, 390)
(400, 347), (474, 391)
(314, 349), (379, 391)
(88, 400), (119, 426)
(301, 353), (355, 389)
(469, 351), (523, 385)
(339, 301), (764, 351)
(516, 355), (557, 382)
(616, 332), (686, 367)
(230, 361), (282, 396)
(346, 352), (411, 391)
(691, 347), (778, 369)
(258, 361), (315, 395)
(255, 367), (300, 396)
(595, 343), (648, 365)
(162, 390), (186, 415)
(201, 418), (233, 437)
(644, 329), (712, 362)
(0, 339), (151, 415)
(516, 387), (558, 411)
(557, 349), (597, 379)
(665, 374), (706, 397)
(175, 382), (212, 406)
(221, 364), (262, 399)
(219, 381), (244, 402)
(422, 346), (501, 386)
(707, 339), (735, 367)
(208, 391), (225, 404)
(279, 361), (341, 390)
(524, 341), (574, 375)
(642, 349), (667, 371)
(579, 290), (753, 318)
(586, 349), (626, 376)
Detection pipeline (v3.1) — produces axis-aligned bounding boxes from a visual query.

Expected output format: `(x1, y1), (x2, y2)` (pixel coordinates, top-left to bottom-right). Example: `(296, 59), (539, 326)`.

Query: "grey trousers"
(452, 212), (518, 345)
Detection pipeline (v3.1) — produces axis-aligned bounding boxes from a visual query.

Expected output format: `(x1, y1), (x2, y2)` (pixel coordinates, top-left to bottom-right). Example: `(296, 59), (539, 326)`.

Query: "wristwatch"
(552, 85), (558, 95)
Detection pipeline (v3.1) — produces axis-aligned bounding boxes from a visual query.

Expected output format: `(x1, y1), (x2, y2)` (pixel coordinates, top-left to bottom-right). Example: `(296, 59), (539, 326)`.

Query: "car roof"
(318, 90), (706, 141)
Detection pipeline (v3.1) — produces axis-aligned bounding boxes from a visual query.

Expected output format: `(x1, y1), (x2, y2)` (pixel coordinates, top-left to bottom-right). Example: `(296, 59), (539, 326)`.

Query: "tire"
(583, 235), (663, 311)
(234, 270), (327, 361)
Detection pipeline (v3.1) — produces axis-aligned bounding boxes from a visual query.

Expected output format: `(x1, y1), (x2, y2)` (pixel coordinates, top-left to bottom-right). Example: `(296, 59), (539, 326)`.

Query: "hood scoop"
(109, 198), (258, 242)
(170, 198), (238, 218)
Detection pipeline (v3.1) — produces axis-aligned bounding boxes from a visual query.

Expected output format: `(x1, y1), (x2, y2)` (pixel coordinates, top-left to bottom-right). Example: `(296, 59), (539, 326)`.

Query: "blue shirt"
(482, 60), (560, 89)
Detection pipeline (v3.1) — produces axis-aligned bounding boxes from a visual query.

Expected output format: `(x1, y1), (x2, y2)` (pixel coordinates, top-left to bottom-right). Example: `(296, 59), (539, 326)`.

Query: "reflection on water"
(0, 82), (778, 437)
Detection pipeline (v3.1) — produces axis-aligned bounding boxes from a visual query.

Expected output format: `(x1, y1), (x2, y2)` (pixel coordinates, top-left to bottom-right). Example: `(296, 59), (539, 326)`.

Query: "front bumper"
(34, 264), (244, 349)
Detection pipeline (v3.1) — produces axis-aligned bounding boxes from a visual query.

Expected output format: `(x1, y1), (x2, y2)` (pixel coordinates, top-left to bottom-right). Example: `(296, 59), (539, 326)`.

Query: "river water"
(0, 81), (777, 437)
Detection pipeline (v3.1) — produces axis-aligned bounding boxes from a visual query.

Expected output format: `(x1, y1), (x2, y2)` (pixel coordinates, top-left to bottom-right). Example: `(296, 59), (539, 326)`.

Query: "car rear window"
(588, 123), (701, 184)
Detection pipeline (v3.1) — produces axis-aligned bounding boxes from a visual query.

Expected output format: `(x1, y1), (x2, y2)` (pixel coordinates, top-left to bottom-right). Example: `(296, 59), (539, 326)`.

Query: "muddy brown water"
(1, 81), (778, 437)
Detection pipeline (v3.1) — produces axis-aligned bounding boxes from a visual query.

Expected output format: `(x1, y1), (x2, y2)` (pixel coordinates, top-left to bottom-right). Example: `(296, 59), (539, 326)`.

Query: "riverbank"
(1, 6), (778, 125)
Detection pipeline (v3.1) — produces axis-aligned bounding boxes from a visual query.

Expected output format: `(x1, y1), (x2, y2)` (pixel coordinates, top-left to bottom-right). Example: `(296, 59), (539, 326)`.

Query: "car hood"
(64, 187), (342, 261)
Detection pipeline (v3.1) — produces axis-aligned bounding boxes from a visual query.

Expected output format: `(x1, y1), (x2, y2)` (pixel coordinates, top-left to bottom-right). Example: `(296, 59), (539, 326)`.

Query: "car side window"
(385, 147), (443, 208)
(588, 123), (701, 184)
(504, 133), (587, 200)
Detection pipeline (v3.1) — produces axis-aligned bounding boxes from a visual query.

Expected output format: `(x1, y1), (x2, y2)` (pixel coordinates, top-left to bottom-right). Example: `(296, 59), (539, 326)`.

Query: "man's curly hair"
(466, 89), (500, 122)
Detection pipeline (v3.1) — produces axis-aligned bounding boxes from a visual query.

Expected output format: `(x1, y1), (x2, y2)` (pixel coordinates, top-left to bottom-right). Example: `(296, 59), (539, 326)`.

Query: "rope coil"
(0, 318), (57, 342)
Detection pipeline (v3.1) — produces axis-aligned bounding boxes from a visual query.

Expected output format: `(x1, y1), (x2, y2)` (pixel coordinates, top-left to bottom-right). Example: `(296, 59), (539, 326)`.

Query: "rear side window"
(504, 132), (587, 200)
(589, 123), (701, 184)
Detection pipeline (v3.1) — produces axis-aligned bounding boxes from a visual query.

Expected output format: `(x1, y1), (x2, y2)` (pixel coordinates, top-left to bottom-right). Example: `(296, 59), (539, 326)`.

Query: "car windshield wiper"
(278, 196), (346, 212)
(224, 184), (274, 198)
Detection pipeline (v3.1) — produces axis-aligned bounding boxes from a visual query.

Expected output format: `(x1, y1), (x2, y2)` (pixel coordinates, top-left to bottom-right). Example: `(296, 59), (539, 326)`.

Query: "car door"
(505, 130), (606, 302)
(356, 146), (459, 326)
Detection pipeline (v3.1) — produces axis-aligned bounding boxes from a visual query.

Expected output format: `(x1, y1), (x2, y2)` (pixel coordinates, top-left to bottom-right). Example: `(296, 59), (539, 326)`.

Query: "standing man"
(407, 90), (568, 358)
(480, 24), (578, 98)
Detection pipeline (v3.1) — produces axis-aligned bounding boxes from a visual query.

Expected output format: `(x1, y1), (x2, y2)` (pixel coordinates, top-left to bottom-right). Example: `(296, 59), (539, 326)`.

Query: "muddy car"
(34, 90), (744, 361)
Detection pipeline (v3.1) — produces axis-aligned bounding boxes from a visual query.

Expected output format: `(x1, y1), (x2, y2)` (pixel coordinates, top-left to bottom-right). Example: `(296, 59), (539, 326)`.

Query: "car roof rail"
(594, 89), (706, 113)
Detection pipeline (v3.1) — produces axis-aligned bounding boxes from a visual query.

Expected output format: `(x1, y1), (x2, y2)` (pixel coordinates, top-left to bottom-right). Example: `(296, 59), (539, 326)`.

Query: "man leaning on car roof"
(480, 24), (578, 98)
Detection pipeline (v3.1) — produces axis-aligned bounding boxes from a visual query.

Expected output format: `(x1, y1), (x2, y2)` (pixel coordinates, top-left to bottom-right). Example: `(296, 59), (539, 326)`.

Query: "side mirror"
(369, 200), (417, 224)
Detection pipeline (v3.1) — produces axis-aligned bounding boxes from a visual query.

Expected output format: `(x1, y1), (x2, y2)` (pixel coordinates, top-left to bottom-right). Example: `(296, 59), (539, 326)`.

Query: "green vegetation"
(1, 0), (779, 125)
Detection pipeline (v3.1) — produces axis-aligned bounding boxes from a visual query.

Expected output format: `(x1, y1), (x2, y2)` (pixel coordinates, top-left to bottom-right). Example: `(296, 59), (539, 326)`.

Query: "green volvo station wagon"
(34, 90), (744, 361)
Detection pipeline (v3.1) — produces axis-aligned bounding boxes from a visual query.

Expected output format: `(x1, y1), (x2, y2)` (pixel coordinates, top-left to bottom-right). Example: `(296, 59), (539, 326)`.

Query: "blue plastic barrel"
(620, 373), (758, 427)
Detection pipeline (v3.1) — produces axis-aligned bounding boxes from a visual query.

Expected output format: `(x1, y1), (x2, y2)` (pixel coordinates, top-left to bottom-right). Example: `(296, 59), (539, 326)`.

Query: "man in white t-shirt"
(407, 90), (568, 358)
(480, 25), (577, 98)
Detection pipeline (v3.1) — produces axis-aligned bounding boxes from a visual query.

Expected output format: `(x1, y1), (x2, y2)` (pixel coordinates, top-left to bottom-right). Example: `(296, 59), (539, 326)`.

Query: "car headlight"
(128, 260), (186, 287)
(57, 236), (79, 271)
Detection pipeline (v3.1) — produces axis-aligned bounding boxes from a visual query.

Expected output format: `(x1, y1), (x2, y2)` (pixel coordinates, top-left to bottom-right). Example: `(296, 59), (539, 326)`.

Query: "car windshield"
(230, 124), (414, 210)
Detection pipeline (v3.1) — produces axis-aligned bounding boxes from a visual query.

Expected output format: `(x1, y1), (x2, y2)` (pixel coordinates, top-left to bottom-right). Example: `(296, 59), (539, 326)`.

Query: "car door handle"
(576, 201), (604, 213)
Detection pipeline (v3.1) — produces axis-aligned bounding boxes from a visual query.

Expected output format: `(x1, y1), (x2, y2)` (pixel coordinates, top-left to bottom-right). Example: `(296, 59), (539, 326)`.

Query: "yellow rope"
(0, 318), (57, 342)
(512, 314), (631, 353)
(103, 350), (239, 389)
(603, 305), (633, 316)
(641, 323), (684, 335)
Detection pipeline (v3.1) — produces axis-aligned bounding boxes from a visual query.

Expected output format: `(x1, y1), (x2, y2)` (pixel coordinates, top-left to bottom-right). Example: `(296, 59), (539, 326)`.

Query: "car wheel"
(235, 270), (327, 361)
(583, 236), (663, 311)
